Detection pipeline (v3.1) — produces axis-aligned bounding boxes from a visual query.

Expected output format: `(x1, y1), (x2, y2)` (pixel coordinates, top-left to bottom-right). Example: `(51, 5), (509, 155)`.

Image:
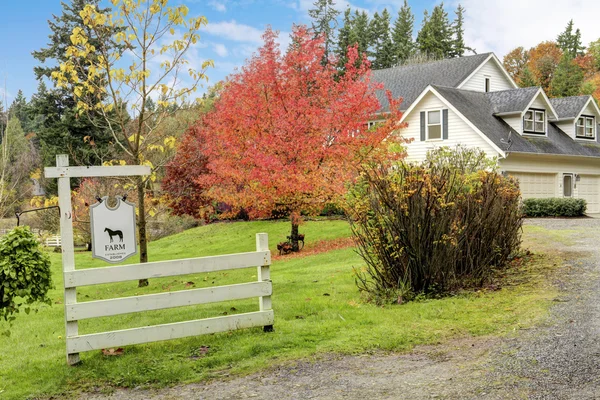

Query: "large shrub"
(346, 147), (522, 303)
(522, 198), (586, 217)
(0, 226), (52, 328)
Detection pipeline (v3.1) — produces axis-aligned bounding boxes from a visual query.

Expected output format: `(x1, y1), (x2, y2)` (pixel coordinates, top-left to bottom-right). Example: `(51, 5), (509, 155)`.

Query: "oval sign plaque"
(90, 196), (138, 263)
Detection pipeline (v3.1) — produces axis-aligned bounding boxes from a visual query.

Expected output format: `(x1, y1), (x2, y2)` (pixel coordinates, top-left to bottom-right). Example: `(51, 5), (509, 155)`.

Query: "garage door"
(577, 175), (600, 213)
(508, 172), (556, 199)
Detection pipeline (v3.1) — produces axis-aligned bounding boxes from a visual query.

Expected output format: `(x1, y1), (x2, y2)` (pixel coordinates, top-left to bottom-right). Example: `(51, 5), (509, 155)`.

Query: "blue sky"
(2, 0), (600, 105)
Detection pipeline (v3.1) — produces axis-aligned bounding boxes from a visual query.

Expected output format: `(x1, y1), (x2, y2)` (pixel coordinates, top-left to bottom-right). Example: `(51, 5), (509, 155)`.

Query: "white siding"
(529, 94), (548, 110)
(581, 101), (599, 118)
(459, 58), (515, 92)
(401, 92), (500, 162)
(500, 153), (600, 213)
(556, 121), (575, 139)
(502, 115), (522, 133)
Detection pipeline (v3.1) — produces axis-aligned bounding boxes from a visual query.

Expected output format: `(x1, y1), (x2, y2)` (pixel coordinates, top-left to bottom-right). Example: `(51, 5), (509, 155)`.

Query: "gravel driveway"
(85, 218), (600, 400)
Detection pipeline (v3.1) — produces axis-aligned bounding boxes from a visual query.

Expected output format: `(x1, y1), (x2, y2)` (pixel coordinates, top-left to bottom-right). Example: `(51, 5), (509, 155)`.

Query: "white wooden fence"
(64, 233), (273, 356)
(45, 155), (274, 365)
(45, 235), (62, 247)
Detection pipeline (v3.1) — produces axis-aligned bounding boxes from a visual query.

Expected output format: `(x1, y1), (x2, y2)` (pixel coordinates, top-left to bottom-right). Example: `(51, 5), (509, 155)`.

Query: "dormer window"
(484, 77), (490, 93)
(576, 116), (595, 139)
(524, 109), (545, 134)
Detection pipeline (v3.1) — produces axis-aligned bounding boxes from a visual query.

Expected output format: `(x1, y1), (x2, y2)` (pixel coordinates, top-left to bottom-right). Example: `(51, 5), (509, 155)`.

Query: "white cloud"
(209, 1), (227, 12)
(456, 0), (600, 58)
(204, 20), (264, 43)
(213, 43), (229, 57)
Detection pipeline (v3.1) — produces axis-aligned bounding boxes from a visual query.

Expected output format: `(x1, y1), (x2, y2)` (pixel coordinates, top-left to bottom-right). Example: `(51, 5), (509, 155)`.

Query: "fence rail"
(64, 233), (273, 360)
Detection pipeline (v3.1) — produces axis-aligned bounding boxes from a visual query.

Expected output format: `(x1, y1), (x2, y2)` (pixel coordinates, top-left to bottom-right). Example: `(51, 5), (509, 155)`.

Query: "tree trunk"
(137, 175), (149, 287)
(290, 221), (300, 252)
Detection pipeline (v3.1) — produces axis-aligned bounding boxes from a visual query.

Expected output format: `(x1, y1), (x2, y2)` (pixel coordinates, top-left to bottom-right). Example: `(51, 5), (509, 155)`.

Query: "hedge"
(522, 197), (587, 217)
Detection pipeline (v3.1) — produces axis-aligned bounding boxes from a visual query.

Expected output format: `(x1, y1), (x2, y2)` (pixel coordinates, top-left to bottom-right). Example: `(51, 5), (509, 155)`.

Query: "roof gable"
(457, 53), (518, 90)
(372, 53), (492, 112)
(521, 89), (559, 120)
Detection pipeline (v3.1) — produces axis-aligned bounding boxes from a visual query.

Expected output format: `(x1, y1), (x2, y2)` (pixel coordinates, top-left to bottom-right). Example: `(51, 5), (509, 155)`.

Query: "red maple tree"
(164, 26), (404, 250)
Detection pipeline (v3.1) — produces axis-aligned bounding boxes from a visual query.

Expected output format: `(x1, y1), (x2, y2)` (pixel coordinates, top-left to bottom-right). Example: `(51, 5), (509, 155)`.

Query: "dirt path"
(85, 219), (600, 400)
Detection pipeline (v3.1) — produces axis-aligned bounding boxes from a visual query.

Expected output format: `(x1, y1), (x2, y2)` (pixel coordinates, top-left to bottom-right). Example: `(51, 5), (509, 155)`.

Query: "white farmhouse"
(373, 53), (600, 212)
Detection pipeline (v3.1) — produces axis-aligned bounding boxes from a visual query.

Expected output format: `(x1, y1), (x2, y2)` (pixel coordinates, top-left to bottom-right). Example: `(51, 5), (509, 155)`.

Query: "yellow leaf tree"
(51, 0), (213, 286)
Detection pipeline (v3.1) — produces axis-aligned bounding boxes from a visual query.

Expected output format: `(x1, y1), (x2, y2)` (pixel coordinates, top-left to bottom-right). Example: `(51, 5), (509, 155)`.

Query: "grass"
(0, 219), (561, 399)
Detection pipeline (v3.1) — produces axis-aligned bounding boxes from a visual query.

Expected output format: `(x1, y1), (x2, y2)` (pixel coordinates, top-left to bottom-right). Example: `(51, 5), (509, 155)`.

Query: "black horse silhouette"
(104, 227), (123, 243)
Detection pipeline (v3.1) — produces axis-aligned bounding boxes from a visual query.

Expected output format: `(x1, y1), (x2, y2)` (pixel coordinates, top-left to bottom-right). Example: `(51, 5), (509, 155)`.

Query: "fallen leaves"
(101, 347), (124, 356)
(272, 237), (355, 261)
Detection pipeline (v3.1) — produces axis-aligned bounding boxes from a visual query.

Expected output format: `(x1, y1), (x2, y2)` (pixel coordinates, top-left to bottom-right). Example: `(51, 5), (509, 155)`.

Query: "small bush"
(0, 226), (52, 328)
(522, 198), (587, 217)
(346, 147), (522, 303)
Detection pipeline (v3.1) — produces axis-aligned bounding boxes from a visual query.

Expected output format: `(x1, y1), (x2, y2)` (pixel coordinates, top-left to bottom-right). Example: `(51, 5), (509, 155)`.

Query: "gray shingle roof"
(372, 53), (492, 112)
(486, 87), (540, 114)
(549, 96), (591, 119)
(430, 85), (600, 158)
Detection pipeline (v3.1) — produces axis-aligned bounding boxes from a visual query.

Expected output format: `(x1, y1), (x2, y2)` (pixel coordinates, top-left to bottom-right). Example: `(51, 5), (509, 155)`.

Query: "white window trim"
(575, 115), (596, 140)
(426, 109), (444, 141)
(523, 108), (547, 136)
(484, 75), (491, 93)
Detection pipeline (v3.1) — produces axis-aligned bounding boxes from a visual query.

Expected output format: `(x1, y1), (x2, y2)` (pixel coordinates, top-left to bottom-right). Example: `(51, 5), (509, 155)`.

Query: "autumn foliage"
(164, 26), (405, 245)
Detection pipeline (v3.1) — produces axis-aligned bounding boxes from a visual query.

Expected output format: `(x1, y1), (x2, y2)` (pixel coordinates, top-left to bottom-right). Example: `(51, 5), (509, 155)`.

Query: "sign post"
(45, 155), (150, 365)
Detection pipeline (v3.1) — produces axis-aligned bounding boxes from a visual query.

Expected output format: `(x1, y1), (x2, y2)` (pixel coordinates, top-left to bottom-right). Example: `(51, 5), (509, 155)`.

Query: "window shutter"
(420, 111), (426, 141)
(442, 109), (449, 140)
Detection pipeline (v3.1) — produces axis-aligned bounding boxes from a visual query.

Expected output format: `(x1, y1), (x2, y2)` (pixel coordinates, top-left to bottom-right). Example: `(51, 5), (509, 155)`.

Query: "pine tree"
(7, 90), (32, 133)
(450, 4), (473, 57)
(517, 66), (537, 88)
(352, 10), (371, 57)
(32, 0), (119, 175)
(416, 4), (452, 59)
(370, 9), (394, 69)
(336, 7), (354, 69)
(308, 0), (340, 61)
(557, 20), (585, 59)
(549, 55), (584, 97)
(392, 0), (414, 64)
(336, 9), (371, 71)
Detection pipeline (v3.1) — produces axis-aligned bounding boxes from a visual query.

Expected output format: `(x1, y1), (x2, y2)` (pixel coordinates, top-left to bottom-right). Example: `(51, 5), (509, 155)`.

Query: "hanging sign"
(90, 196), (137, 263)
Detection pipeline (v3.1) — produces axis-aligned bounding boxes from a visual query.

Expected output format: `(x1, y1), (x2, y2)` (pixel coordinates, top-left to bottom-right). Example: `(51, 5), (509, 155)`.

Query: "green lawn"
(0, 220), (559, 399)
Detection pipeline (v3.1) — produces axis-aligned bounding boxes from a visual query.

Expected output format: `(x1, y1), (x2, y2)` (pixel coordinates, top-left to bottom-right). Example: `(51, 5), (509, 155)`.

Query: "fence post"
(256, 233), (273, 332)
(56, 155), (80, 365)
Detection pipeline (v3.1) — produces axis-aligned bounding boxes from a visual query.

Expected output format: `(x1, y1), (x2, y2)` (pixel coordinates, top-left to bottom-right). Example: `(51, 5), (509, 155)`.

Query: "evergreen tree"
(557, 20), (585, 59)
(7, 90), (34, 134)
(351, 10), (371, 57)
(32, 0), (118, 174)
(517, 66), (537, 88)
(416, 4), (452, 59)
(309, 0), (340, 62)
(549, 55), (584, 97)
(370, 9), (395, 69)
(336, 9), (371, 71)
(0, 117), (37, 216)
(392, 0), (415, 64)
(450, 4), (473, 57)
(336, 7), (354, 69)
